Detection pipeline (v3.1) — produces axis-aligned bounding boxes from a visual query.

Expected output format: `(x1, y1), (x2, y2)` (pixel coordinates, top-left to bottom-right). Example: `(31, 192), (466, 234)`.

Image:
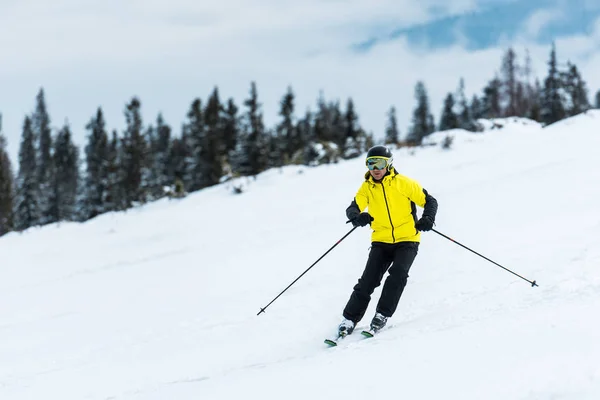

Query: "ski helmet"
(366, 145), (393, 169)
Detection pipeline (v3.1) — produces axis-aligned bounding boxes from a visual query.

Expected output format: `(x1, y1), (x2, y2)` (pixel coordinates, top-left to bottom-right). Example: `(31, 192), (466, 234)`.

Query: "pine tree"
(330, 101), (344, 153)
(222, 98), (239, 155)
(168, 134), (191, 186)
(528, 79), (543, 122)
(385, 106), (399, 145)
(500, 47), (519, 116)
(344, 98), (359, 141)
(541, 43), (566, 125)
(481, 77), (502, 118)
(243, 82), (268, 176)
(229, 131), (250, 176)
(141, 123), (158, 199)
(141, 118), (171, 201)
(470, 95), (483, 120)
(313, 93), (327, 144)
(202, 87), (224, 187)
(343, 98), (363, 150)
(32, 88), (54, 224)
(14, 117), (40, 231)
(595, 90), (600, 109)
(407, 81), (435, 145)
(151, 114), (172, 197)
(520, 48), (536, 118)
(183, 98), (206, 190)
(313, 92), (343, 149)
(103, 130), (125, 212)
(266, 128), (285, 169)
(515, 81), (528, 117)
(297, 109), (317, 165)
(562, 62), (590, 116)
(343, 98), (361, 158)
(52, 123), (79, 222)
(455, 78), (473, 130)
(439, 93), (459, 131)
(277, 86), (296, 163)
(83, 108), (110, 219)
(0, 115), (15, 236)
(122, 97), (147, 206)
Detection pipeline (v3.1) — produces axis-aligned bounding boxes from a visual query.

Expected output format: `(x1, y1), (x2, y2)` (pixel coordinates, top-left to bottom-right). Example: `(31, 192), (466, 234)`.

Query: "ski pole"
(257, 225), (359, 316)
(432, 228), (538, 287)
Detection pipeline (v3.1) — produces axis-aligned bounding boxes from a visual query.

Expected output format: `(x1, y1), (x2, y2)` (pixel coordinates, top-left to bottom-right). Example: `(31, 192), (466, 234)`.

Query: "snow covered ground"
(2, 111), (600, 400)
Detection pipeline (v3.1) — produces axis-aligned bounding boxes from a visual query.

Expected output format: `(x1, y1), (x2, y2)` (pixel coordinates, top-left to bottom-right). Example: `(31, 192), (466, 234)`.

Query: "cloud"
(0, 0), (478, 74)
(522, 8), (562, 39)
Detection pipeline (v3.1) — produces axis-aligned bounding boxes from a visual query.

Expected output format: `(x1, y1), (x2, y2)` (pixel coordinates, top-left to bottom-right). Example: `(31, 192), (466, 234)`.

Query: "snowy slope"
(2, 111), (600, 400)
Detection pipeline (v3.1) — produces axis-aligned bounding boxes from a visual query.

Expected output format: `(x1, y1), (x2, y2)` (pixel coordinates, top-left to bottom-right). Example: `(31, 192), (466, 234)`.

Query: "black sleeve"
(346, 198), (361, 221)
(422, 189), (438, 221)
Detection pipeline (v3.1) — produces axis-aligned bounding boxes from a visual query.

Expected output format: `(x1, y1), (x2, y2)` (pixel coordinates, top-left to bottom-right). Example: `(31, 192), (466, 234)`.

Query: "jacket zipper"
(380, 182), (395, 242)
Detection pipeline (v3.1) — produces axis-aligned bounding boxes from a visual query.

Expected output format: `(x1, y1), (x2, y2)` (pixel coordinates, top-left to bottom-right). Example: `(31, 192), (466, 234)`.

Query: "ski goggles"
(366, 156), (390, 170)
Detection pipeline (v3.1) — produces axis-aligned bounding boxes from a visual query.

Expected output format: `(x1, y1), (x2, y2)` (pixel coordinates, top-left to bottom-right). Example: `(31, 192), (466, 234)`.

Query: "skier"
(339, 145), (438, 336)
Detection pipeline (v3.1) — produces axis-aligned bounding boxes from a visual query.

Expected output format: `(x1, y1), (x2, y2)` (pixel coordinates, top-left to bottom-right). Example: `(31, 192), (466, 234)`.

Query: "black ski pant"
(343, 241), (419, 323)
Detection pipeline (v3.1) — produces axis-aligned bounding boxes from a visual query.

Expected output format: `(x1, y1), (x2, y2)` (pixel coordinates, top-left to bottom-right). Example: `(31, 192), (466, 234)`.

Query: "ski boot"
(338, 318), (355, 337)
(361, 312), (388, 338)
(370, 312), (388, 331)
(325, 318), (356, 346)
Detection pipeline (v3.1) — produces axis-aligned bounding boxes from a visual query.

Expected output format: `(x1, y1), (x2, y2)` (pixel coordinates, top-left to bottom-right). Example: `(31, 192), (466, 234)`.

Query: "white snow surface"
(2, 111), (600, 400)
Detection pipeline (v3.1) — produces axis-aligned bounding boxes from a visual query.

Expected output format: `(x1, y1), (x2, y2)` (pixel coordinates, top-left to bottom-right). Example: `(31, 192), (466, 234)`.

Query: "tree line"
(0, 82), (371, 235)
(400, 43), (597, 146)
(0, 42), (598, 236)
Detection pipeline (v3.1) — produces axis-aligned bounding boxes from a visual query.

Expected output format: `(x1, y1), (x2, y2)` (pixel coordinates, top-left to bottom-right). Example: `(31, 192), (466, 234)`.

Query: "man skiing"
(339, 145), (438, 336)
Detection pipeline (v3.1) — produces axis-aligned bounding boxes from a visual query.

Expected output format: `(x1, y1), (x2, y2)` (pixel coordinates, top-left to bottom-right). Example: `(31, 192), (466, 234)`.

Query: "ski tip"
(361, 330), (374, 338)
(324, 339), (338, 347)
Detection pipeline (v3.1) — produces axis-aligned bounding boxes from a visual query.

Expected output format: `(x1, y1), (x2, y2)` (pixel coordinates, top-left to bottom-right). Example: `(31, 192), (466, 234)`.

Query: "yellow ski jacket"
(347, 167), (437, 244)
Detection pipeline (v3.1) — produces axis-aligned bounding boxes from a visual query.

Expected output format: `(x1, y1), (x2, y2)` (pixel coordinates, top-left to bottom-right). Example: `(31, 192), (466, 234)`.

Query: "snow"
(2, 110), (600, 399)
(422, 116), (544, 148)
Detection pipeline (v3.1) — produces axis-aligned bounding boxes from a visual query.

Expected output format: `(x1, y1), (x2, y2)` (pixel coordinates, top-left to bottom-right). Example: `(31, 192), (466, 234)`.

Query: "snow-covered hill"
(2, 111), (600, 400)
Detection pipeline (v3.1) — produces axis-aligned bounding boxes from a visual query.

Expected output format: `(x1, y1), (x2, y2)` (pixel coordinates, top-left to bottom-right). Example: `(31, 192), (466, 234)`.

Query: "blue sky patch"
(353, 0), (600, 52)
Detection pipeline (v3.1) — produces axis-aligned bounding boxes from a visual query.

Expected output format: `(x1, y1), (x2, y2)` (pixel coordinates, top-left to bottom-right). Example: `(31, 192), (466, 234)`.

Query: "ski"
(324, 335), (343, 346)
(361, 329), (377, 338)
(324, 332), (348, 346)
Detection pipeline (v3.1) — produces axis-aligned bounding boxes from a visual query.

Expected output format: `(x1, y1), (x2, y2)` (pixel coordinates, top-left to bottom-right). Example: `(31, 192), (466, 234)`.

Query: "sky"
(1, 0), (600, 163)
(1, 111), (600, 399)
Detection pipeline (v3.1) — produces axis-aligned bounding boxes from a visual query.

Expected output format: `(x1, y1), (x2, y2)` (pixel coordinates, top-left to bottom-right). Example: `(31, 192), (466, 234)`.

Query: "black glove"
(351, 212), (373, 227)
(415, 215), (434, 231)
